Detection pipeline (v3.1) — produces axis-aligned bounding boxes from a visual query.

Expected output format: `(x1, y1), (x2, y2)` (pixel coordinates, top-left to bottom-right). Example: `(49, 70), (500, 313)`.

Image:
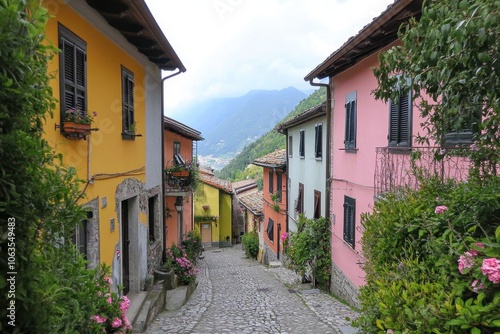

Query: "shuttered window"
(343, 196), (355, 248)
(315, 123), (323, 158)
(295, 183), (304, 214)
(122, 67), (135, 138)
(299, 130), (305, 158)
(314, 190), (321, 219)
(276, 172), (282, 202)
(388, 87), (412, 147)
(344, 91), (357, 149)
(288, 136), (293, 157)
(59, 24), (87, 117)
(267, 218), (274, 242)
(268, 170), (274, 194)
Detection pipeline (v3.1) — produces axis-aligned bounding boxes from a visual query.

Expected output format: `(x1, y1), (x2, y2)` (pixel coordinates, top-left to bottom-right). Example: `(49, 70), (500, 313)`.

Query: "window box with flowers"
(61, 108), (98, 139)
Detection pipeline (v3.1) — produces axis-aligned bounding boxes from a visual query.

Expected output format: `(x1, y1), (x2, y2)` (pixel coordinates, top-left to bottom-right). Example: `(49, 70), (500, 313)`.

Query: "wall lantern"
(174, 196), (183, 213)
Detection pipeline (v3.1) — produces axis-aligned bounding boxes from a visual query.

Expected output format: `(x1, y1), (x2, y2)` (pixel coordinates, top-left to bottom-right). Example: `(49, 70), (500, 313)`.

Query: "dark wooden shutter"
(122, 70), (134, 133)
(389, 88), (411, 147)
(267, 218), (274, 241)
(276, 172), (282, 202)
(343, 196), (355, 248)
(59, 26), (86, 114)
(268, 170), (274, 194)
(344, 91), (356, 149)
(299, 130), (305, 157)
(315, 124), (322, 158)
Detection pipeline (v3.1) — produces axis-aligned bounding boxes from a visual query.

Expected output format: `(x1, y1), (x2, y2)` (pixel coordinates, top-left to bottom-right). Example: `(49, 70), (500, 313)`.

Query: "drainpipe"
(160, 69), (182, 263)
(309, 79), (332, 220)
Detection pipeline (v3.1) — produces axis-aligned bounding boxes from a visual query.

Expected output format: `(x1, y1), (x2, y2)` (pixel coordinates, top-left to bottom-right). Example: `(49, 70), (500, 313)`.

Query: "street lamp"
(175, 196), (183, 245)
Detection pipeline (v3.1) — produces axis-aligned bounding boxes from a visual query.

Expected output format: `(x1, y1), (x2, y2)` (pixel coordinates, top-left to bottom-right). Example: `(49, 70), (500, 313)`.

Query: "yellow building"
(194, 168), (233, 247)
(42, 0), (185, 294)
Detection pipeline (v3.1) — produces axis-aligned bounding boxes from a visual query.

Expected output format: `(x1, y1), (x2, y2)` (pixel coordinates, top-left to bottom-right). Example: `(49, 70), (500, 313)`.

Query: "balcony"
(164, 160), (199, 195)
(374, 146), (472, 196)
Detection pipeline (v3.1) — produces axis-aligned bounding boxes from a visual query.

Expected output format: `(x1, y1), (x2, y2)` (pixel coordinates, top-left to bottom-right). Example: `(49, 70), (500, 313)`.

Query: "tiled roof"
(200, 172), (232, 194)
(232, 179), (258, 194)
(164, 116), (204, 141)
(253, 149), (287, 168)
(304, 0), (422, 80)
(238, 191), (263, 216)
(275, 102), (327, 133)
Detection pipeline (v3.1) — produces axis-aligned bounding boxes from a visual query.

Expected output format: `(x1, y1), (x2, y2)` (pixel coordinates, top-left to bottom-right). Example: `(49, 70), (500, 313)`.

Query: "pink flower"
(120, 295), (130, 312)
(93, 111), (98, 117)
(434, 205), (448, 214)
(471, 280), (485, 293)
(387, 330), (394, 334)
(481, 258), (500, 284)
(111, 317), (122, 328)
(280, 232), (289, 242)
(458, 252), (475, 274)
(105, 293), (112, 304)
(123, 315), (132, 330)
(91, 315), (107, 323)
(104, 276), (113, 285)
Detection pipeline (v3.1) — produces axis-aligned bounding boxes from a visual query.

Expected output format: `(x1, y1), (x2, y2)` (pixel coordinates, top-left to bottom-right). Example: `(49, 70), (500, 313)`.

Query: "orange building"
(253, 150), (287, 263)
(163, 117), (203, 247)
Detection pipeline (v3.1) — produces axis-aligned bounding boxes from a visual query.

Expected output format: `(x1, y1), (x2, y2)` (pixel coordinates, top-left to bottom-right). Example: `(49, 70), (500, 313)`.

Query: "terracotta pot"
(63, 121), (91, 135)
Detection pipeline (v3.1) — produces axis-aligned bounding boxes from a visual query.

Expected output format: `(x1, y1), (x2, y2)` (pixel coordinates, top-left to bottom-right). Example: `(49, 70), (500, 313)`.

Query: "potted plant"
(62, 108), (96, 136)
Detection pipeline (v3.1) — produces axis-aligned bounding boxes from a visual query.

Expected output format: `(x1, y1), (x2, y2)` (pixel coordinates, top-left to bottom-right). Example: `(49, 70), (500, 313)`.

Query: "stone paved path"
(146, 245), (359, 334)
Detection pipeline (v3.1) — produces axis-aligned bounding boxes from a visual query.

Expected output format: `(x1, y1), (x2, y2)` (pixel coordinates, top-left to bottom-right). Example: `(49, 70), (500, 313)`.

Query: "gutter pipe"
(308, 79), (332, 221)
(160, 68), (183, 263)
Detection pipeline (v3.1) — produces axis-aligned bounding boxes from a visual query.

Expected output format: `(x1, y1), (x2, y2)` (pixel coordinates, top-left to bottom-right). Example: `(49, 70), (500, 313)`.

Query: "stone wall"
(262, 242), (278, 265)
(330, 261), (360, 308)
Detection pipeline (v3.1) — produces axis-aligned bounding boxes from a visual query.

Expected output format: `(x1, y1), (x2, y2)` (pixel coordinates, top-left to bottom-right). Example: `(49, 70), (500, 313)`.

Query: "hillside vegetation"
(216, 87), (326, 182)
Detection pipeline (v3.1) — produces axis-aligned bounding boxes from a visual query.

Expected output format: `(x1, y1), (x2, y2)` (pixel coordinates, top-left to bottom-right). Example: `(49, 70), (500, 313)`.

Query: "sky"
(145, 0), (395, 114)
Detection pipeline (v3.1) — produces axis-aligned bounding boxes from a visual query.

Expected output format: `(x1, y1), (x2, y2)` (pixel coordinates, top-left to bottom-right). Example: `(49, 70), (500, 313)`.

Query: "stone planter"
(154, 269), (175, 290)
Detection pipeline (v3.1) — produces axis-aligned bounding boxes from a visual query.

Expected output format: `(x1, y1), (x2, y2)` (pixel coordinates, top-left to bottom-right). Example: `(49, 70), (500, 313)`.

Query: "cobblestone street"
(146, 245), (359, 334)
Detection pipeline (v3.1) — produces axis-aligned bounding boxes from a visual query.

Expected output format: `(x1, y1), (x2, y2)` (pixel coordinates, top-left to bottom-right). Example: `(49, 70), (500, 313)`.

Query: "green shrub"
(283, 216), (331, 290)
(354, 176), (500, 333)
(242, 231), (259, 259)
(181, 230), (203, 263)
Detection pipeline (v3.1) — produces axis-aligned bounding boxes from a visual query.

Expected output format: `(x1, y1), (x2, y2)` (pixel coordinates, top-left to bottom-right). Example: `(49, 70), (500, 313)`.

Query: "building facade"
(43, 0), (185, 294)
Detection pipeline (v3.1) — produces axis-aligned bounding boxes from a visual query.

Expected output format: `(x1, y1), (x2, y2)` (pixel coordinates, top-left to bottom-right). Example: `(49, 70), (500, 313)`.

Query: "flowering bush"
(356, 176), (500, 333)
(165, 244), (200, 285)
(63, 108), (97, 124)
(89, 267), (133, 333)
(181, 230), (203, 262)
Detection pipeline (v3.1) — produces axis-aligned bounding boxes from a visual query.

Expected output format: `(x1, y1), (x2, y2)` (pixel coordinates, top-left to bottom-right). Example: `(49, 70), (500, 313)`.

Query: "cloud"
(145, 0), (394, 111)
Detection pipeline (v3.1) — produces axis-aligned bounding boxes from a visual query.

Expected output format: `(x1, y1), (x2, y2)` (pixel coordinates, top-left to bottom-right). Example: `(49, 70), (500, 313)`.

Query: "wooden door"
(201, 223), (212, 247)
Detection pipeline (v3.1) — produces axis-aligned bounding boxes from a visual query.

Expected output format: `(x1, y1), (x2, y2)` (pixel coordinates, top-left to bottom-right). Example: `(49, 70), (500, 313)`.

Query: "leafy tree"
(373, 0), (499, 177)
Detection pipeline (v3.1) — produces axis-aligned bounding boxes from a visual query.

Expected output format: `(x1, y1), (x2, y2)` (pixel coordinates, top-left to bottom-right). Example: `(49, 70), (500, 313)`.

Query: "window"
(148, 196), (157, 243)
(72, 219), (88, 259)
(267, 218), (274, 242)
(268, 170), (274, 194)
(59, 24), (87, 116)
(388, 85), (412, 147)
(173, 141), (185, 165)
(344, 91), (357, 149)
(299, 130), (305, 158)
(122, 67), (135, 138)
(288, 136), (293, 157)
(343, 196), (355, 248)
(276, 172), (282, 202)
(314, 190), (321, 219)
(442, 101), (481, 147)
(295, 183), (304, 214)
(315, 123), (323, 158)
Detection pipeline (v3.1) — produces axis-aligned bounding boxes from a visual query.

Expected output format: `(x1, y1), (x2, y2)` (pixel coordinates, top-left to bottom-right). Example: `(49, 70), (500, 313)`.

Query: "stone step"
(269, 261), (282, 268)
(126, 291), (147, 327)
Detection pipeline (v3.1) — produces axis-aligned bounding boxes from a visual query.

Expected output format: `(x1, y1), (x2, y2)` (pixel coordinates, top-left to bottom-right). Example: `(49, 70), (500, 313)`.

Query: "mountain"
(170, 87), (307, 158)
(216, 87), (327, 181)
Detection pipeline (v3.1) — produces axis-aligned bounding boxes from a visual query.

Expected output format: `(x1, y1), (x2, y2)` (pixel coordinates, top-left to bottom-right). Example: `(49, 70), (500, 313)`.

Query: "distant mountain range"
(169, 87), (307, 159)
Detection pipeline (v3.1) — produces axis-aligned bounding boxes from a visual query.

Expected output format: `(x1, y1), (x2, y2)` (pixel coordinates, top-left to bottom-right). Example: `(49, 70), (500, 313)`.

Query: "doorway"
(201, 223), (212, 247)
(121, 200), (130, 295)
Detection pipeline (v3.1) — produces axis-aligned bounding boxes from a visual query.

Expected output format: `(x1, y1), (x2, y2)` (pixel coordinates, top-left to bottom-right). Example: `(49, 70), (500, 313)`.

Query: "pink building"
(304, 0), (425, 306)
